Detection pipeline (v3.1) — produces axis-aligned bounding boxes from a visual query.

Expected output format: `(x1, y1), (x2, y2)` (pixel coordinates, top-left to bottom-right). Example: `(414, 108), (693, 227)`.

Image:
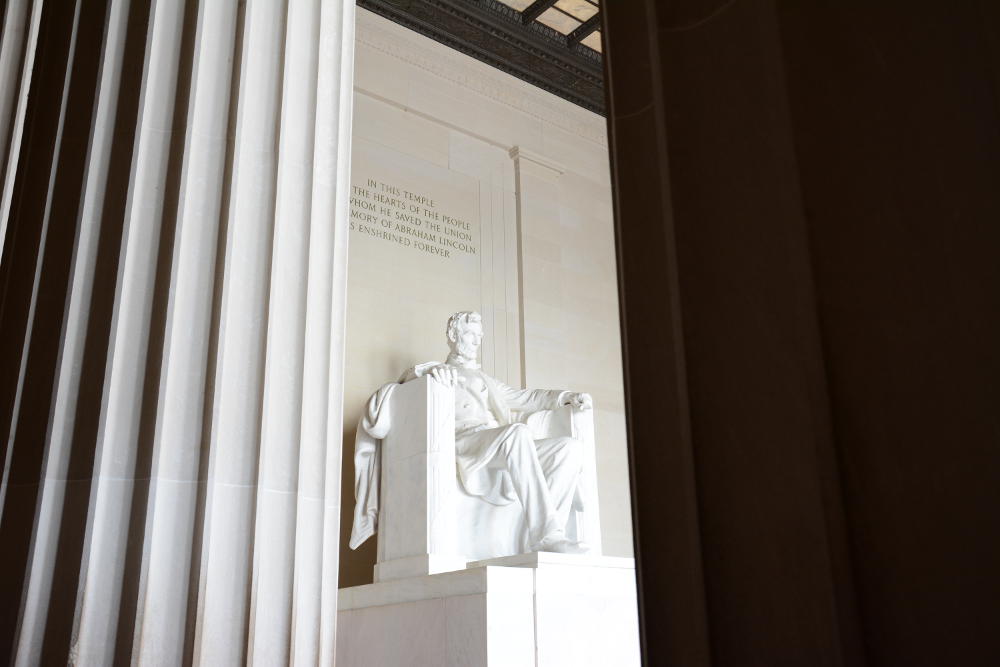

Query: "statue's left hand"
(427, 364), (459, 388)
(565, 392), (593, 411)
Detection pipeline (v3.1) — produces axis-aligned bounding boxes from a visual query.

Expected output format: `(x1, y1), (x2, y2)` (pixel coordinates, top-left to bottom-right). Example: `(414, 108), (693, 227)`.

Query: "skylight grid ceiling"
(500, 0), (602, 52)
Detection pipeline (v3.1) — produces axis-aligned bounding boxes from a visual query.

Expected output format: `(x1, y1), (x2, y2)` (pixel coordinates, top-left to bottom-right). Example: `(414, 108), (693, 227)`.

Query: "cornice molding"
(356, 8), (608, 147)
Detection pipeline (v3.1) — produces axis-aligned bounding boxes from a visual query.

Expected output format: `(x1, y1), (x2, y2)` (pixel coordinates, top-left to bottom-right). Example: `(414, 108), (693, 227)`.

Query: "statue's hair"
(446, 310), (482, 342)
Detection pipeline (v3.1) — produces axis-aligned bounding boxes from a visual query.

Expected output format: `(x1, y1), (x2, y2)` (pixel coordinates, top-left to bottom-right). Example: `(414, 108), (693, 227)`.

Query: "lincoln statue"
(400, 311), (593, 554)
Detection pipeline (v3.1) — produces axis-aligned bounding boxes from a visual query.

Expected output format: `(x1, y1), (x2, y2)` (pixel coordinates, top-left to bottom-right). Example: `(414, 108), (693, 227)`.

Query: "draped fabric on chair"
(0, 0), (355, 663)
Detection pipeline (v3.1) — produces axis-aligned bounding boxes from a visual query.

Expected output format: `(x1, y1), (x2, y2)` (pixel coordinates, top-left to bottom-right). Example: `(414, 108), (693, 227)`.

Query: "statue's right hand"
(428, 364), (458, 388)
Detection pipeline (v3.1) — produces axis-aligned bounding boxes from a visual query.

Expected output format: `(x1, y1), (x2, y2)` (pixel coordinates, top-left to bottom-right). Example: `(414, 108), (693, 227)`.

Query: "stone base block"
(337, 553), (640, 666)
(373, 553), (469, 582)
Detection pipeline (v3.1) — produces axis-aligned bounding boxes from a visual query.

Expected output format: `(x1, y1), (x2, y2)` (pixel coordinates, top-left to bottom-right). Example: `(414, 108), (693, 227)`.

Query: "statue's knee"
(509, 423), (533, 443)
(501, 423), (532, 454)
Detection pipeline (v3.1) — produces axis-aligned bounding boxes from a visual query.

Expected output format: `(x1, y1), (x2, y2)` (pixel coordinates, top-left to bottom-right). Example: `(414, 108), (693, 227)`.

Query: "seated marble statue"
(400, 311), (592, 554)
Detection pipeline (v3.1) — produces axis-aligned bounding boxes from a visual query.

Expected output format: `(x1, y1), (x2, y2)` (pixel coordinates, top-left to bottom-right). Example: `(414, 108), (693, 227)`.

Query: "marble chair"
(372, 375), (603, 583)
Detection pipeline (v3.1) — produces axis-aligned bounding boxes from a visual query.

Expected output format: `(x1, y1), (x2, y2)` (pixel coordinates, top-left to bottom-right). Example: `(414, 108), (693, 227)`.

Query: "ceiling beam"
(521, 0), (558, 25)
(567, 13), (600, 46)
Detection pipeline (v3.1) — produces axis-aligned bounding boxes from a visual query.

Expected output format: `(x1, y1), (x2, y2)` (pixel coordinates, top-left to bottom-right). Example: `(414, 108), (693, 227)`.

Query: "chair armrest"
(378, 376), (459, 569)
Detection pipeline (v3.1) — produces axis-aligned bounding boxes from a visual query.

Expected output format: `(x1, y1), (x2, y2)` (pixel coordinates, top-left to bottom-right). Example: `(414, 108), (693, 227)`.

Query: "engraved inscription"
(350, 178), (478, 260)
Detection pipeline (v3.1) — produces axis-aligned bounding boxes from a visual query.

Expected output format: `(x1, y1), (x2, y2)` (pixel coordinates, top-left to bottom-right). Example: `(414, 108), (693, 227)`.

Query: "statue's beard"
(454, 341), (479, 361)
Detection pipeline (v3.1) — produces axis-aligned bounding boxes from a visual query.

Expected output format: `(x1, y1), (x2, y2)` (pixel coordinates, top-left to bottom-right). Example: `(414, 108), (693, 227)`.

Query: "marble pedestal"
(336, 553), (640, 667)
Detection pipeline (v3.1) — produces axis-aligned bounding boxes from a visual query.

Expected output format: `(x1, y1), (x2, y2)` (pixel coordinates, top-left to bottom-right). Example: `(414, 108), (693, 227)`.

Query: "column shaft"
(133, 1), (241, 665)
(74, 0), (191, 662)
(291, 0), (354, 663)
(0, 0), (41, 248)
(247, 0), (319, 663)
(12, 0), (132, 661)
(192, 0), (286, 663)
(0, 0), (355, 662)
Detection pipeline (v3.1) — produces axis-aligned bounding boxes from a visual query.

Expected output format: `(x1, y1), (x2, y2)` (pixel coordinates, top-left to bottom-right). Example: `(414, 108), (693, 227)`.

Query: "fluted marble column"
(12, 3), (137, 663)
(0, 0), (355, 663)
(250, 0), (321, 662)
(293, 3), (355, 663)
(192, 0), (285, 662)
(0, 0), (41, 248)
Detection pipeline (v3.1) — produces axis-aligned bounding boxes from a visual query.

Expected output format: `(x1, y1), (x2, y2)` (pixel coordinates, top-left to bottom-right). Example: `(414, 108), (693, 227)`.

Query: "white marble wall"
(342, 8), (631, 586)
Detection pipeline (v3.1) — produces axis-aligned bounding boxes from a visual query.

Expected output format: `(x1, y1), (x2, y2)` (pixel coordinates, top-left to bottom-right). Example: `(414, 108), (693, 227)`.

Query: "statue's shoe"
(535, 536), (590, 555)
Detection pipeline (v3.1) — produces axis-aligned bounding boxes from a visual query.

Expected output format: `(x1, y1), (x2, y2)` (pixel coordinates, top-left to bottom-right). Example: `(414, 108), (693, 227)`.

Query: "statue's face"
(452, 320), (483, 359)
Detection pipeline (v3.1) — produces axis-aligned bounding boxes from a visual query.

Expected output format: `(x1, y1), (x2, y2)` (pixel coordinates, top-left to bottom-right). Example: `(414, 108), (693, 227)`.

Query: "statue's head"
(446, 311), (484, 360)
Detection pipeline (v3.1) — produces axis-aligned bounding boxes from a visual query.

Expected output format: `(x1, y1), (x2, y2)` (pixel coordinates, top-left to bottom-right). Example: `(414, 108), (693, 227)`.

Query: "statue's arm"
(496, 380), (569, 413)
(397, 361), (441, 383)
(498, 380), (592, 413)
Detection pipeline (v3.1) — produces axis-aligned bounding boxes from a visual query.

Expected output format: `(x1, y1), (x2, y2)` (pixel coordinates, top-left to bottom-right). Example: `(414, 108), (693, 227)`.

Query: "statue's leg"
(493, 423), (564, 547)
(534, 437), (584, 533)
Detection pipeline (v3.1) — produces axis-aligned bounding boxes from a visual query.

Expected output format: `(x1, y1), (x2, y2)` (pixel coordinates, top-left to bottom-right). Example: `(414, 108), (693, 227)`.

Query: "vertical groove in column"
(246, 0), (318, 663)
(71, 0), (192, 663)
(118, 3), (198, 657)
(289, 0), (354, 663)
(319, 0), (355, 662)
(0, 0), (95, 660)
(0, 0), (67, 530)
(0, 0), (31, 155)
(12, 0), (132, 662)
(191, 0), (286, 663)
(0, 0), (31, 232)
(0, 0), (40, 250)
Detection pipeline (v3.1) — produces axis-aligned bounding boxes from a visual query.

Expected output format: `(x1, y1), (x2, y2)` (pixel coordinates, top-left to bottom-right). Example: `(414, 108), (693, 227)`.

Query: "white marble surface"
(377, 376), (458, 573)
(467, 551), (634, 570)
(373, 554), (468, 583)
(337, 555), (640, 666)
